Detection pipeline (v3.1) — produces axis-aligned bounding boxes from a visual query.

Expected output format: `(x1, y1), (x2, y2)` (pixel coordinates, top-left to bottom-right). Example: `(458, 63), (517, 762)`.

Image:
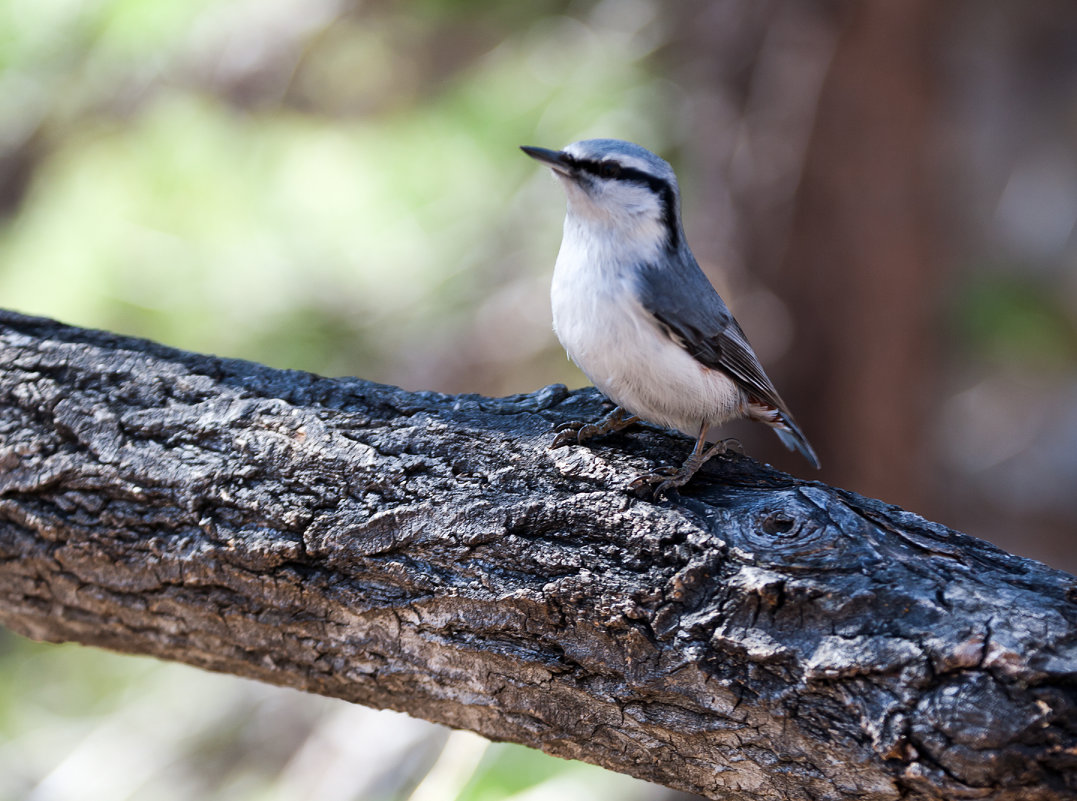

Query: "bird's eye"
(599, 162), (621, 179)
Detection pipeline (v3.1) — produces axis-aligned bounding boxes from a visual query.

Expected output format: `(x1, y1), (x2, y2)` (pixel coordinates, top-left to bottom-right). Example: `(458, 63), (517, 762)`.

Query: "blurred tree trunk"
(779, 0), (940, 509)
(667, 0), (941, 510)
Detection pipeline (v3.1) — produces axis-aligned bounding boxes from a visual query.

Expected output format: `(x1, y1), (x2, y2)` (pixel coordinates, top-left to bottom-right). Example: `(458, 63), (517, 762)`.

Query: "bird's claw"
(629, 466), (684, 499)
(550, 407), (639, 450)
(631, 437), (739, 498)
(550, 420), (599, 449)
(718, 437), (743, 455)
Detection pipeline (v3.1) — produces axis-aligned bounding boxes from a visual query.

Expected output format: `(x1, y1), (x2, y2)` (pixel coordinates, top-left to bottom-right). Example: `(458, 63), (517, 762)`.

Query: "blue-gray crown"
(562, 139), (679, 188)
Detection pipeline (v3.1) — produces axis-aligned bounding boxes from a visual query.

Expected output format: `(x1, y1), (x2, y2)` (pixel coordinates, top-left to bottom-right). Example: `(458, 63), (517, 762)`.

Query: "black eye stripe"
(563, 156), (681, 251)
(570, 157), (662, 189)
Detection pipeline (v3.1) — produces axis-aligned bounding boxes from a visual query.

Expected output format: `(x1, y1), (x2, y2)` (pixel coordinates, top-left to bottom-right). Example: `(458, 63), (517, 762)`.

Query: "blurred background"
(1, 0), (1075, 798)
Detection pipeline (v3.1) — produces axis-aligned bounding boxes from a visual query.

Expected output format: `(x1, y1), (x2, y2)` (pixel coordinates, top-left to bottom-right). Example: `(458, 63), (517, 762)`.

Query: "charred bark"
(0, 310), (1074, 801)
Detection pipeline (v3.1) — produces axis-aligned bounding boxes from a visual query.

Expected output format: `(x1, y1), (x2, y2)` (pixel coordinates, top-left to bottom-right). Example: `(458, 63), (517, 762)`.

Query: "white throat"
(560, 210), (668, 274)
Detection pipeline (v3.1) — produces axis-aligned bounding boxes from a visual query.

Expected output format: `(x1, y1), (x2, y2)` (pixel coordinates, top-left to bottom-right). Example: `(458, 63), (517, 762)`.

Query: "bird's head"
(522, 139), (683, 251)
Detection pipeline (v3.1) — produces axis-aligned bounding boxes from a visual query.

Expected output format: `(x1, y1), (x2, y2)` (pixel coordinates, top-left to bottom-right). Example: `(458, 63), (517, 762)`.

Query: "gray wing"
(634, 255), (821, 467)
(633, 256), (788, 414)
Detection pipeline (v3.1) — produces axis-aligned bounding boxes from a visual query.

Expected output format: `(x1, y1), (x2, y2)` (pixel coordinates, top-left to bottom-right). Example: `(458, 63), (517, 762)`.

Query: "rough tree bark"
(0, 310), (1074, 801)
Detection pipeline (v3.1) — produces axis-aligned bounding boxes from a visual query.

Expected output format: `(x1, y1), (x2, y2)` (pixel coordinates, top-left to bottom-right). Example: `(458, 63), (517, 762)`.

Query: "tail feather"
(746, 400), (820, 468)
(772, 416), (820, 469)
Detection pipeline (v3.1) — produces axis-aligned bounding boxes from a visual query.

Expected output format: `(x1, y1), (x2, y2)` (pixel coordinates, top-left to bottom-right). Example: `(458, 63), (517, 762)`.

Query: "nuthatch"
(523, 139), (818, 496)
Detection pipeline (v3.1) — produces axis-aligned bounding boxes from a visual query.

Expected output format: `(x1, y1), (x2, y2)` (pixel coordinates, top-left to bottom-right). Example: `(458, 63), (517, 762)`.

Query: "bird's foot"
(717, 437), (743, 455)
(630, 439), (735, 499)
(549, 407), (640, 449)
(628, 466), (684, 499)
(551, 420), (602, 448)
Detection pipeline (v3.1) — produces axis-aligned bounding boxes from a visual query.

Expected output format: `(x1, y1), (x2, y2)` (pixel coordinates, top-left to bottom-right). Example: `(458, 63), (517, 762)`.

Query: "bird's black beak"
(521, 145), (573, 176)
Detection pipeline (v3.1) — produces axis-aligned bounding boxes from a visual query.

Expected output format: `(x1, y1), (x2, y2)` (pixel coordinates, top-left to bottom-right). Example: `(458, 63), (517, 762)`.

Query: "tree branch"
(0, 309), (1074, 801)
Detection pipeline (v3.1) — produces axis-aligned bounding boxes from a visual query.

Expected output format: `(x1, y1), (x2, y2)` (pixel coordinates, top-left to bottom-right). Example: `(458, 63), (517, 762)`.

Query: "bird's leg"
(630, 425), (732, 499)
(550, 406), (641, 449)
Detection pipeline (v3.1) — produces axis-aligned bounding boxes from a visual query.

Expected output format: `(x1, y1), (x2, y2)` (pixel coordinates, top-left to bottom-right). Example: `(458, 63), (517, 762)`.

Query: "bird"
(521, 138), (819, 497)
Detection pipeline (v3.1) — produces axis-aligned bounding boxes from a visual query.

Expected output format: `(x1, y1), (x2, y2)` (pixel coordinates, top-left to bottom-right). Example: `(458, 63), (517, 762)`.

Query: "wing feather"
(635, 258), (786, 410)
(635, 256), (820, 467)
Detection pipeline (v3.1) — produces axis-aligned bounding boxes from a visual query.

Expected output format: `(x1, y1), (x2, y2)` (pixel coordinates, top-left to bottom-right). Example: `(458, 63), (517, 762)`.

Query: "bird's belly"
(552, 277), (743, 437)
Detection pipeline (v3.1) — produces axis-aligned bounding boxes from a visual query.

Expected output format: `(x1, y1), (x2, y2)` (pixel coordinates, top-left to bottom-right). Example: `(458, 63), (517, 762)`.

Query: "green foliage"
(459, 744), (564, 801)
(0, 634), (155, 729)
(956, 273), (1077, 369)
(457, 742), (647, 801)
(0, 1), (668, 388)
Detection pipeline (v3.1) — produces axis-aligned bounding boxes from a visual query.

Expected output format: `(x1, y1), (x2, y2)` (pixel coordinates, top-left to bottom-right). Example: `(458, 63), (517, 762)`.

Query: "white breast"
(550, 219), (744, 438)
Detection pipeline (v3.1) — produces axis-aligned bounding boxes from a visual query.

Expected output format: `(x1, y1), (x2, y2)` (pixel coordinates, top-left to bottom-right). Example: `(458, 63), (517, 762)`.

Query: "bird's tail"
(771, 414), (820, 469)
(746, 400), (820, 468)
